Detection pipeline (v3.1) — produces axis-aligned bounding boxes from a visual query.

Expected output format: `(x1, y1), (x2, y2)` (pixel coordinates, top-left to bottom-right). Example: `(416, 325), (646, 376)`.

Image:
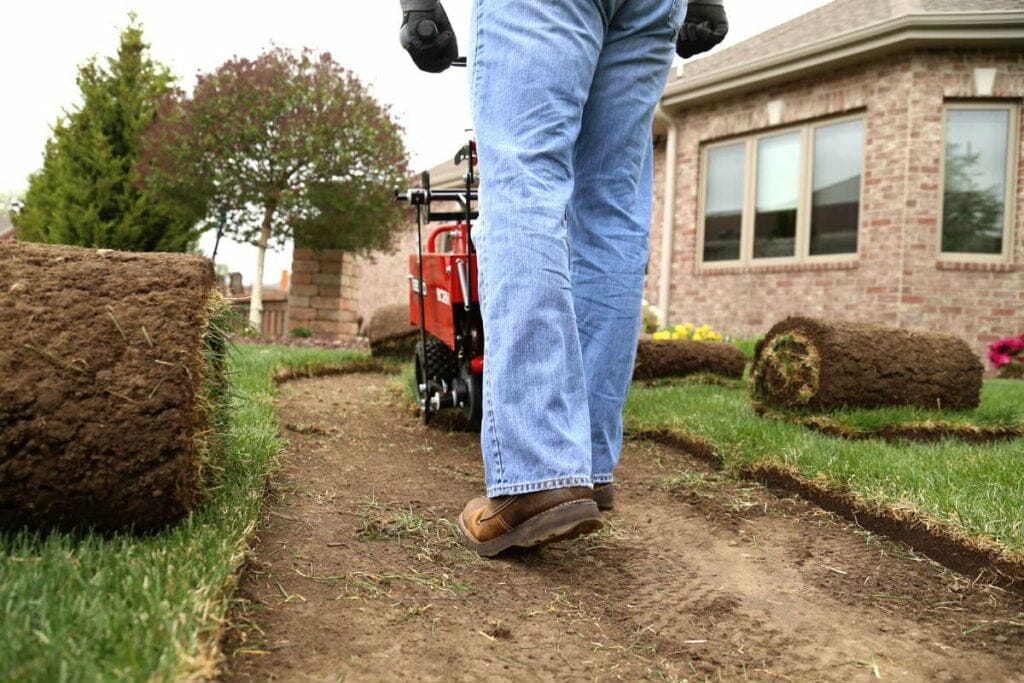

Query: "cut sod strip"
(0, 242), (231, 530)
(751, 316), (984, 411)
(625, 378), (1024, 584)
(632, 338), (746, 381)
(0, 345), (370, 679)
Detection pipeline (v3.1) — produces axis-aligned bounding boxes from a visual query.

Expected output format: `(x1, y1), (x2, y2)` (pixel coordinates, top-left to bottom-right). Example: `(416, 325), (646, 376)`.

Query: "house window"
(699, 115), (864, 267)
(754, 131), (800, 259)
(703, 142), (745, 262)
(810, 119), (864, 256)
(941, 104), (1018, 259)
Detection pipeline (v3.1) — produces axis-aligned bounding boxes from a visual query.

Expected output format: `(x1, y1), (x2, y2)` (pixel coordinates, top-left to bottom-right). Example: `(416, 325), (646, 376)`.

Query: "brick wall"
(896, 50), (1024, 352)
(354, 229), (418, 332)
(288, 248), (361, 338)
(649, 49), (1024, 356)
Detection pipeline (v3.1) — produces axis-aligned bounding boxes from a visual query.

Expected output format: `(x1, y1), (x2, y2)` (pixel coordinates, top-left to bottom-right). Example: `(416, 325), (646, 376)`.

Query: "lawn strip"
(0, 343), (372, 680)
(751, 378), (1024, 444)
(753, 405), (1023, 444)
(624, 380), (1024, 591)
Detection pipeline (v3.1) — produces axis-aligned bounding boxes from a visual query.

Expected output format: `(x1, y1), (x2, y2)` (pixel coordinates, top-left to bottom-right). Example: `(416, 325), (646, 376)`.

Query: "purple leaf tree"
(141, 47), (409, 328)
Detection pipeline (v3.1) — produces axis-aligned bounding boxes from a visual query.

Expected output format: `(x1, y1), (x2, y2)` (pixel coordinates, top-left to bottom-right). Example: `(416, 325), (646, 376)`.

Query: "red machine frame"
(396, 141), (484, 428)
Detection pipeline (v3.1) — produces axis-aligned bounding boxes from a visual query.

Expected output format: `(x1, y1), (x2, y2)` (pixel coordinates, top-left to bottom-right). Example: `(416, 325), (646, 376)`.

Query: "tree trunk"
(248, 204), (275, 329)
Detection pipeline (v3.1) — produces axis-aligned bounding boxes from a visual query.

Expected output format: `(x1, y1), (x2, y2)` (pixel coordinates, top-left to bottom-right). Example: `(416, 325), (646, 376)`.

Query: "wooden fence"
(229, 298), (289, 337)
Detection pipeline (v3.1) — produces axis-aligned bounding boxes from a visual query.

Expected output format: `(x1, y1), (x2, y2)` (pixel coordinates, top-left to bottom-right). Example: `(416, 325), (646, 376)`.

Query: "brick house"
(647, 0), (1024, 356)
(351, 0), (1023, 356)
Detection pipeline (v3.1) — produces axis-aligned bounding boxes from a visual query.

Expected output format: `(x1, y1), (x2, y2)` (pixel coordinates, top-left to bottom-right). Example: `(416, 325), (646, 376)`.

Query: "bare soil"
(225, 373), (1024, 682)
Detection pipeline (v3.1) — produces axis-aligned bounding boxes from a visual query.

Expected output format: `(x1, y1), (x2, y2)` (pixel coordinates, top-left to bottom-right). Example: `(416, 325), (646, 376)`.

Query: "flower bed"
(989, 334), (1024, 379)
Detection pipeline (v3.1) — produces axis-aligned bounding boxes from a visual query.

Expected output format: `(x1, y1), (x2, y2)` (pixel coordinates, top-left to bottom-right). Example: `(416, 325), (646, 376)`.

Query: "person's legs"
(568, 0), (684, 485)
(468, 0), (609, 497)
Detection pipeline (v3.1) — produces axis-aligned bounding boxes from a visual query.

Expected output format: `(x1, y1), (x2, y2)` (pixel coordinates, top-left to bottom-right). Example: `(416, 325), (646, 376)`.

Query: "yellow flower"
(653, 330), (671, 340)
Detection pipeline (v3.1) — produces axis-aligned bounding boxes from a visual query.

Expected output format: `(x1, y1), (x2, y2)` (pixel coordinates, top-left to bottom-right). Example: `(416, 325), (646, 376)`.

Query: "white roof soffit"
(661, 11), (1024, 112)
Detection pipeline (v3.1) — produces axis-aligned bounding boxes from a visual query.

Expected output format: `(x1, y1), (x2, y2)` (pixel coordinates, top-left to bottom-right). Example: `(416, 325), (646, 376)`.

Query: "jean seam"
(486, 475), (594, 498)
(479, 252), (507, 487)
(472, 0), (507, 490)
(471, 0), (485, 115)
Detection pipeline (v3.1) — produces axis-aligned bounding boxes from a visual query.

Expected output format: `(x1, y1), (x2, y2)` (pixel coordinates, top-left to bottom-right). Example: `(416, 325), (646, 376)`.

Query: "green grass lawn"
(764, 379), (1024, 435)
(4, 338), (1021, 679)
(0, 344), (365, 682)
(625, 377), (1024, 556)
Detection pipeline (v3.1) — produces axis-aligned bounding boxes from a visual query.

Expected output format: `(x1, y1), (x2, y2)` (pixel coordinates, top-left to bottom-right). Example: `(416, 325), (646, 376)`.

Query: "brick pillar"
(288, 248), (361, 339)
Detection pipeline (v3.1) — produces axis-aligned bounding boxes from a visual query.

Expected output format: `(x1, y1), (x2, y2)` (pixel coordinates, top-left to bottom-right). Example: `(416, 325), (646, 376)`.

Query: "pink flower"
(989, 352), (1012, 368)
(988, 335), (1024, 368)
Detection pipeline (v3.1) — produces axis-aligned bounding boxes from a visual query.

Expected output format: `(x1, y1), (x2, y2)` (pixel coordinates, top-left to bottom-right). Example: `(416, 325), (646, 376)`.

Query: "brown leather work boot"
(457, 487), (603, 557)
(593, 483), (614, 511)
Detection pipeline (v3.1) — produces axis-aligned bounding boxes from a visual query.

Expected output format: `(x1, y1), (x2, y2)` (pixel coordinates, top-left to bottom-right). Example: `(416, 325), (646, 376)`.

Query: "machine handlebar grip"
(416, 19), (439, 41)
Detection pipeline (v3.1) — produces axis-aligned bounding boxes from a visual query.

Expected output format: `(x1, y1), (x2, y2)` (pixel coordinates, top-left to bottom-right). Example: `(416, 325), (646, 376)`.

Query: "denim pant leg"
(568, 1), (684, 483)
(468, 1), (607, 496)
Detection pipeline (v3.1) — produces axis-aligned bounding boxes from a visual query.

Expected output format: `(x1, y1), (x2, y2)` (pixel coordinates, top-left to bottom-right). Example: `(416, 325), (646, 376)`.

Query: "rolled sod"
(751, 316), (983, 411)
(633, 338), (746, 381)
(0, 242), (227, 531)
(367, 303), (418, 358)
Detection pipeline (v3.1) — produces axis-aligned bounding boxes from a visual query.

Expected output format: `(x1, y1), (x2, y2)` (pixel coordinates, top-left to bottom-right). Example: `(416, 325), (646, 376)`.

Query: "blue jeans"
(469, 0), (685, 497)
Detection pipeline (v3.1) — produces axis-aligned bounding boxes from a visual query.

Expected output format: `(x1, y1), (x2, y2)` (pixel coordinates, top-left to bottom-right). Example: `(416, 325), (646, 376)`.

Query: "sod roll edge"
(0, 242), (226, 530)
(751, 316), (983, 411)
(633, 338), (746, 381)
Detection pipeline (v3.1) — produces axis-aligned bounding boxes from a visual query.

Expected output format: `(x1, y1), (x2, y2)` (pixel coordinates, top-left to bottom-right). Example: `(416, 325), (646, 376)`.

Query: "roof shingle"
(675, 0), (1024, 82)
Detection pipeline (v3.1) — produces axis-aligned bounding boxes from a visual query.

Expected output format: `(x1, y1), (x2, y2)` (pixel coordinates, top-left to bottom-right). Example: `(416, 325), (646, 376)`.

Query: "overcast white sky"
(0, 0), (831, 283)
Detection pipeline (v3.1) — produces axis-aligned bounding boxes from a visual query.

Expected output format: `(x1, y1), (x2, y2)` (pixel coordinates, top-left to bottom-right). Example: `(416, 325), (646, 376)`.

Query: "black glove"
(675, 1), (728, 59)
(400, 2), (459, 73)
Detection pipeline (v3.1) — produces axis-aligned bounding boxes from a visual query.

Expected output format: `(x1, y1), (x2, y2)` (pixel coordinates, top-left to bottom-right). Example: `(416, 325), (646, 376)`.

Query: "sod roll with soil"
(751, 316), (983, 411)
(367, 303), (418, 358)
(633, 338), (746, 381)
(0, 242), (227, 530)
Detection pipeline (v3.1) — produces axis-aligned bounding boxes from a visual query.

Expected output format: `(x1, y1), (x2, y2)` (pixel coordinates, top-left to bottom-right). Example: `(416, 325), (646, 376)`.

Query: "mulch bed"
(0, 242), (222, 530)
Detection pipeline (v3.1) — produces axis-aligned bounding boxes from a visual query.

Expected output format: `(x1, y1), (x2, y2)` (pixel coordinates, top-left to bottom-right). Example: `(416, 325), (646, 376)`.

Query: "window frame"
(937, 101), (1020, 264)
(696, 113), (866, 270)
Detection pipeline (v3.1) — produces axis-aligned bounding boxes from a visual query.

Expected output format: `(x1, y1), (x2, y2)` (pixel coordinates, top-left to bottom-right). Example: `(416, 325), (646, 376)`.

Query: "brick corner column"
(287, 247), (361, 339)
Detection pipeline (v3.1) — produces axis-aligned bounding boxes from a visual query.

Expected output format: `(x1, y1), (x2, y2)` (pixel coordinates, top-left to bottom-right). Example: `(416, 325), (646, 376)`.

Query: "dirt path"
(225, 373), (1024, 682)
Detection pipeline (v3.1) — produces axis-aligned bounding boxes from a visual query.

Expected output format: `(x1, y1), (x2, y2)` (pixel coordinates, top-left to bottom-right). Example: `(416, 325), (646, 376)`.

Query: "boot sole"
(458, 499), (603, 558)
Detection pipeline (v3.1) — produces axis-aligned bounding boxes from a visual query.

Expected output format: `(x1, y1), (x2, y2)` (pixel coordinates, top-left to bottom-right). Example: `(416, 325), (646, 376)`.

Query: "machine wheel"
(414, 336), (458, 425)
(413, 341), (433, 425)
(423, 337), (459, 383)
(459, 365), (483, 432)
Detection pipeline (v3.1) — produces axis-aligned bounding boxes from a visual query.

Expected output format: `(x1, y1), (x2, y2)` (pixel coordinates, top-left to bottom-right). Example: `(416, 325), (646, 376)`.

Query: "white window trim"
(696, 113), (866, 270)
(937, 101), (1020, 264)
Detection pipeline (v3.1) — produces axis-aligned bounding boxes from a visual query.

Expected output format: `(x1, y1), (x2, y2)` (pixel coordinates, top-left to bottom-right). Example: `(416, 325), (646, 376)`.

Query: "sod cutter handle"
(412, 19), (467, 68)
